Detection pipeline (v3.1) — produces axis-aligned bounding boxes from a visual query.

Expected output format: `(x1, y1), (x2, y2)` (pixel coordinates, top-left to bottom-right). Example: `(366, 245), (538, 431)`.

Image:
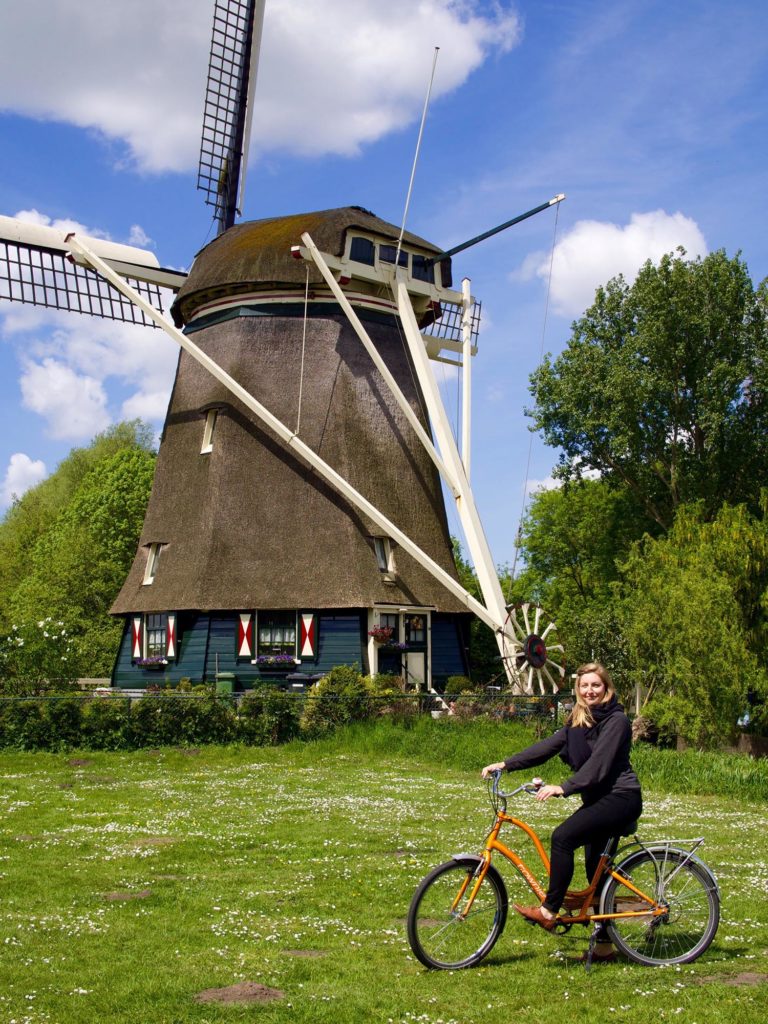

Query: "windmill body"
(110, 207), (472, 690)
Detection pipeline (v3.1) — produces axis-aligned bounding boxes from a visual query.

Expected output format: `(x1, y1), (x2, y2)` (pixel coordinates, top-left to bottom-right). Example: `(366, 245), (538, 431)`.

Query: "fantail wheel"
(500, 603), (566, 695)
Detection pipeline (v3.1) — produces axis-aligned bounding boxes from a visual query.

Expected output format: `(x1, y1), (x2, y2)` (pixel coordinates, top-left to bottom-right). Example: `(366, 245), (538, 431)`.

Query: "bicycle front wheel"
(407, 857), (508, 970)
(603, 848), (720, 966)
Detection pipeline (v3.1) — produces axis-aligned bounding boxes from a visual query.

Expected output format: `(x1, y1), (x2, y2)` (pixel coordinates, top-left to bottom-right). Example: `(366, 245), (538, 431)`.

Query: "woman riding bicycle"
(482, 662), (642, 961)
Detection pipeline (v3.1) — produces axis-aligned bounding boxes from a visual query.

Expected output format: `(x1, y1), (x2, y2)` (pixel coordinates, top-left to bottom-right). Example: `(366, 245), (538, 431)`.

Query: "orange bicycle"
(407, 772), (720, 969)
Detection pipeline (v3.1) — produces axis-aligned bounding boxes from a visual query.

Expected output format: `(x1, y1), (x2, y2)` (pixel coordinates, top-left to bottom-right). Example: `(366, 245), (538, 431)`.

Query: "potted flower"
(134, 655), (168, 670)
(255, 653), (299, 669)
(368, 626), (394, 644)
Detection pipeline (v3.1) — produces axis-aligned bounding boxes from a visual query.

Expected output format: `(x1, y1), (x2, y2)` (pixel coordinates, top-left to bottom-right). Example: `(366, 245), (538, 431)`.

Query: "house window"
(406, 614), (426, 645)
(145, 613), (167, 658)
(379, 612), (398, 633)
(201, 409), (218, 453)
(257, 611), (297, 657)
(143, 543), (161, 585)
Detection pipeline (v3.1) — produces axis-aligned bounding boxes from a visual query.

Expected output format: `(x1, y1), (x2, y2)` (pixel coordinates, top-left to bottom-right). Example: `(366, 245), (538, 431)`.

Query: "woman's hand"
(481, 762), (506, 778)
(535, 784), (564, 801)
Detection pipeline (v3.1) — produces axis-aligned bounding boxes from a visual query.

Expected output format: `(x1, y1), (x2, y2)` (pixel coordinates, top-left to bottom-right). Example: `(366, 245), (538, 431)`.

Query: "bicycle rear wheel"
(603, 848), (719, 965)
(407, 857), (508, 970)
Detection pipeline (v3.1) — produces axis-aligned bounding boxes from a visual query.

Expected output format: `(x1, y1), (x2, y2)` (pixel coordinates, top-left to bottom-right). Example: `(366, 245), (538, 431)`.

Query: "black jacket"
(503, 710), (640, 802)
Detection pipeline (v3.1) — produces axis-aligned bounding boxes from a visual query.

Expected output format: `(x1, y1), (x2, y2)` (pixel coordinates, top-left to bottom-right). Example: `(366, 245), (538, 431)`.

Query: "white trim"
(143, 543), (160, 585)
(201, 408), (218, 454)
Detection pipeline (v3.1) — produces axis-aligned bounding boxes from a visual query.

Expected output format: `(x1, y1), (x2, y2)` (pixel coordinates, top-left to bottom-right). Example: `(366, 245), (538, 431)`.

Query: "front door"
(404, 613), (428, 690)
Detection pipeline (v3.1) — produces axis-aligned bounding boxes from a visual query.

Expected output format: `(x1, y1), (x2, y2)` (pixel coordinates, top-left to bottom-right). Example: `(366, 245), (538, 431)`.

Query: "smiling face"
(577, 671), (607, 708)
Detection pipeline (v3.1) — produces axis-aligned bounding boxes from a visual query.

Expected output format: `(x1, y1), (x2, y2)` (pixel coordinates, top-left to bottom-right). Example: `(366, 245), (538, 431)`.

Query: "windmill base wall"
(111, 610), (469, 692)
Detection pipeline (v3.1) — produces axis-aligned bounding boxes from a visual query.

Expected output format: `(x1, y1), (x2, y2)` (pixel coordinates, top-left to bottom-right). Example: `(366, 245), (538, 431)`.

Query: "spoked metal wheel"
(407, 857), (508, 970)
(602, 848), (720, 965)
(501, 603), (566, 695)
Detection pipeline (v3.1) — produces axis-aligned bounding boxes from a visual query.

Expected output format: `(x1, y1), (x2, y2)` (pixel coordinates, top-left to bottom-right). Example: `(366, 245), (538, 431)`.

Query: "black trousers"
(542, 788), (643, 914)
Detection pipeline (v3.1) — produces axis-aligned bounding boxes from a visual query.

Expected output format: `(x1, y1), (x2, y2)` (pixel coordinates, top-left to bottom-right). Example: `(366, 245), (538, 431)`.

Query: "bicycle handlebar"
(488, 770), (544, 799)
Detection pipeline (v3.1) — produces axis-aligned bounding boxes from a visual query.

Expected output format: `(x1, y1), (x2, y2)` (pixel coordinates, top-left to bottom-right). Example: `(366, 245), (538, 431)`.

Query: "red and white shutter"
(300, 613), (316, 658)
(238, 613), (254, 658)
(166, 614), (177, 659)
(132, 616), (143, 659)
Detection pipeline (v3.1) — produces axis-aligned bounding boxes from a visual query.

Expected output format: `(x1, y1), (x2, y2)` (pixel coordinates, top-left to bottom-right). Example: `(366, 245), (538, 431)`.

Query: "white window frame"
(373, 536), (396, 582)
(143, 542), (161, 585)
(201, 408), (218, 454)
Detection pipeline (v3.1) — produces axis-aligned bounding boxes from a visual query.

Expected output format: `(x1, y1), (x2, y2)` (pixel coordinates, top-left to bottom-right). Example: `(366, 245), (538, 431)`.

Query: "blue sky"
(0, 0), (766, 572)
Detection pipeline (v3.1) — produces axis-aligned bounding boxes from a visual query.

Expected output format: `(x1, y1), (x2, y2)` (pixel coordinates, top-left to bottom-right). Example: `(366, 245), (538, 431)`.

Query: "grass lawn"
(1, 730), (766, 1023)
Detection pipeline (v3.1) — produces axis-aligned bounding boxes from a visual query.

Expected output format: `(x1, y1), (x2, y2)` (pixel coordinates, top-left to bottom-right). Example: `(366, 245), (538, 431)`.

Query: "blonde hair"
(569, 662), (616, 728)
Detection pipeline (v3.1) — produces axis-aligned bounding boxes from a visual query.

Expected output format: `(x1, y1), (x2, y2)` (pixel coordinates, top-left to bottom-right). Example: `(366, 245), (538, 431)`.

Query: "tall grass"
(295, 717), (768, 802)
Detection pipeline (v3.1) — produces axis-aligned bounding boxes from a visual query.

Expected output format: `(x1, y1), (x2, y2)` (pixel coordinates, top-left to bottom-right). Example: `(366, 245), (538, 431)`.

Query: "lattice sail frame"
(0, 236), (165, 327)
(197, 0), (259, 232)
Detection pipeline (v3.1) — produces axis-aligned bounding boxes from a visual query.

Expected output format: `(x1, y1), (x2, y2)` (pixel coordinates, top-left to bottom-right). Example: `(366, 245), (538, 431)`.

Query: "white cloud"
(20, 358), (111, 440)
(527, 476), (560, 493)
(518, 210), (708, 318)
(0, 0), (520, 172)
(1, 303), (179, 438)
(121, 389), (172, 422)
(0, 452), (47, 506)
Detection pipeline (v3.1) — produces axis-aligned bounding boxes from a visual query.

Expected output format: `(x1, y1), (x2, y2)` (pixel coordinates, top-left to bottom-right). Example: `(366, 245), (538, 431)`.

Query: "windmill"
(0, 0), (566, 697)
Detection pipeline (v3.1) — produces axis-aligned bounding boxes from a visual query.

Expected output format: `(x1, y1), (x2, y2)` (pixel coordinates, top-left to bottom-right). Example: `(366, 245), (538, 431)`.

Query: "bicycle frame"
(460, 778), (673, 928)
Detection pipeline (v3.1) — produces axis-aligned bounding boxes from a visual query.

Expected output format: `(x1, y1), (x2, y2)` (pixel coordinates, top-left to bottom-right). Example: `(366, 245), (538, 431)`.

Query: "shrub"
(81, 696), (131, 750)
(128, 692), (237, 747)
(238, 687), (300, 745)
(444, 675), (476, 696)
(300, 665), (375, 736)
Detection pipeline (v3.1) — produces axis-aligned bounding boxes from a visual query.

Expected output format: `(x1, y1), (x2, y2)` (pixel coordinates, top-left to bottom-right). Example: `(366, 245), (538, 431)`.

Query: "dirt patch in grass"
(195, 983), (284, 1004)
(104, 889), (152, 902)
(67, 758), (93, 767)
(130, 836), (176, 848)
(696, 972), (768, 987)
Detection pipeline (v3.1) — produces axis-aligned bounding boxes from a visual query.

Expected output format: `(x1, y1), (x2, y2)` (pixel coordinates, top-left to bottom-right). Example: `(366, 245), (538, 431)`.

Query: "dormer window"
(411, 254), (435, 284)
(349, 236), (375, 266)
(143, 543), (161, 585)
(379, 245), (408, 268)
(201, 409), (218, 454)
(373, 537), (395, 581)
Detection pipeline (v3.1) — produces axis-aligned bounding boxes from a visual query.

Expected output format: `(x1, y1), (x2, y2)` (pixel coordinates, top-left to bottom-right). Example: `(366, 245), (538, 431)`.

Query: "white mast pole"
(461, 277), (472, 478)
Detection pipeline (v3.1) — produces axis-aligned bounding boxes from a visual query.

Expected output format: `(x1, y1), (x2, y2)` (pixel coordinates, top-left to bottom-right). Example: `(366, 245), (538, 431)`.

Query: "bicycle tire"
(602, 848), (720, 966)
(407, 856), (508, 970)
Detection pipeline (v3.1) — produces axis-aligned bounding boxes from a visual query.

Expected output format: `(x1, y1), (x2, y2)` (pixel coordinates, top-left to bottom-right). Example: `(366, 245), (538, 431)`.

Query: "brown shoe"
(513, 903), (558, 931)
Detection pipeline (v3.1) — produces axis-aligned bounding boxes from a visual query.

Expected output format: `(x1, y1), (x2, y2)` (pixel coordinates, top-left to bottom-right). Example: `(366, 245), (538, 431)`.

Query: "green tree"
(529, 250), (768, 531)
(0, 424), (156, 684)
(511, 480), (644, 690)
(621, 498), (768, 747)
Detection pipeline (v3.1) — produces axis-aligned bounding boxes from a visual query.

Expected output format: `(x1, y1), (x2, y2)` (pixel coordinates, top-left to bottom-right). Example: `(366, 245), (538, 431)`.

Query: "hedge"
(0, 689), (300, 752)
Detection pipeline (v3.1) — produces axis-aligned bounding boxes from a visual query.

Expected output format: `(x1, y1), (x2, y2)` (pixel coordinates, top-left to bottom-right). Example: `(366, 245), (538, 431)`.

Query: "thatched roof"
(171, 206), (449, 326)
(111, 310), (468, 615)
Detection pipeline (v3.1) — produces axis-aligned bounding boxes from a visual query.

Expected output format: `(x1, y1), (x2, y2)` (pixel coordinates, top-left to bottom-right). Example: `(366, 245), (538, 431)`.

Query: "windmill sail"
(0, 214), (186, 326)
(198, 0), (265, 233)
